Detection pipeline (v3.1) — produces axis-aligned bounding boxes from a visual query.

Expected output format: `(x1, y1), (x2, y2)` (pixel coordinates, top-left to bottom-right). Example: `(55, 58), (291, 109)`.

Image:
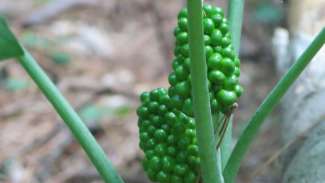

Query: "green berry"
(178, 8), (188, 19)
(184, 58), (191, 69)
(224, 75), (238, 90)
(175, 65), (188, 81)
(162, 156), (174, 172)
(167, 146), (176, 155)
(137, 106), (149, 118)
(176, 32), (188, 45)
(149, 156), (160, 170)
(168, 72), (178, 85)
(213, 6), (224, 16)
(157, 171), (168, 183)
(221, 46), (235, 58)
(158, 104), (168, 114)
(204, 34), (211, 45)
(203, 4), (214, 16)
(148, 101), (159, 113)
(187, 145), (199, 155)
(180, 44), (190, 57)
(220, 22), (229, 33)
(203, 18), (215, 34)
(170, 95), (183, 109)
(211, 29), (223, 46)
(140, 92), (150, 103)
(205, 45), (214, 58)
(140, 132), (150, 141)
(208, 70), (226, 85)
(234, 67), (240, 77)
(185, 129), (196, 138)
(207, 53), (222, 69)
(212, 14), (223, 27)
(217, 89), (237, 106)
(174, 164), (187, 175)
(234, 84), (244, 97)
(221, 36), (231, 47)
(175, 81), (190, 97)
(167, 134), (176, 144)
(178, 18), (188, 31)
(154, 129), (167, 142)
(155, 144), (167, 156)
(146, 150), (155, 159)
(182, 98), (193, 116)
(220, 58), (235, 75)
(165, 112), (177, 123)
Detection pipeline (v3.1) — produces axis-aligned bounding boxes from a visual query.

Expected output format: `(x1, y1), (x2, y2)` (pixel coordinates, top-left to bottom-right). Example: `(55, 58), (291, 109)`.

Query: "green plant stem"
(187, 0), (224, 183)
(227, 0), (245, 53)
(17, 50), (124, 183)
(220, 0), (245, 169)
(224, 28), (325, 183)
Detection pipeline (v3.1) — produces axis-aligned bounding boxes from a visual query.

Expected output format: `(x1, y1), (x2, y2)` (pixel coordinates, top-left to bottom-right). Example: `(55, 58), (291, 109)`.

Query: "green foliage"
(138, 88), (199, 183)
(0, 17), (24, 60)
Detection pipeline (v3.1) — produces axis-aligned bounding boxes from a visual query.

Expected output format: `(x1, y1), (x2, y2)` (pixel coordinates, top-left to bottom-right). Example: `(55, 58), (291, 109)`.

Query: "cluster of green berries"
(169, 4), (243, 115)
(137, 4), (243, 183)
(138, 88), (199, 183)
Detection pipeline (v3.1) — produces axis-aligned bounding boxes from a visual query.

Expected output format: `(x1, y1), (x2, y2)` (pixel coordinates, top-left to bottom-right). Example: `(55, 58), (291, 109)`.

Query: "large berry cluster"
(169, 4), (243, 115)
(137, 4), (243, 183)
(138, 88), (199, 183)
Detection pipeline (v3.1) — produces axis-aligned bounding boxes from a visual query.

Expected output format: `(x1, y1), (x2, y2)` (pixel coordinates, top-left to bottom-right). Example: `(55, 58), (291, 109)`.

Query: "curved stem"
(17, 50), (124, 183)
(224, 28), (325, 183)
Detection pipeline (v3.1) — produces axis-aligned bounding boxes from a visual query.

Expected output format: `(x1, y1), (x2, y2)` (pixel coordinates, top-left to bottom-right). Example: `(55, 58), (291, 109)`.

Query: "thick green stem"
(227, 0), (245, 53)
(17, 50), (124, 183)
(224, 28), (325, 183)
(220, 0), (245, 169)
(187, 0), (224, 182)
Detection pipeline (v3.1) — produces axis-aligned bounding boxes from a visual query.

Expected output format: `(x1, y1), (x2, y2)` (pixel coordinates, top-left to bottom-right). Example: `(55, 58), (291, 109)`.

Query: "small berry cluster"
(169, 4), (243, 115)
(137, 4), (243, 183)
(138, 88), (199, 183)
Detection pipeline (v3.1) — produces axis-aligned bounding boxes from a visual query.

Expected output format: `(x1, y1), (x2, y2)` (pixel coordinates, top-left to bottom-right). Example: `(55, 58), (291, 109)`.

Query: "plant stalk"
(224, 28), (325, 183)
(227, 0), (245, 53)
(220, 0), (245, 169)
(17, 50), (124, 183)
(187, 0), (224, 182)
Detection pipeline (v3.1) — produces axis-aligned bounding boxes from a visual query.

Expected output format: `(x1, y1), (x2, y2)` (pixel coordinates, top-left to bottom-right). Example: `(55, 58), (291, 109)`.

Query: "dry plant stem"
(17, 50), (124, 183)
(187, 0), (224, 182)
(224, 28), (325, 183)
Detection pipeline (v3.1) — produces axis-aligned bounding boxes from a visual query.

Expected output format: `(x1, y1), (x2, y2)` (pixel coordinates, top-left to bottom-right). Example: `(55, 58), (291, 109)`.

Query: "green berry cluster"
(137, 88), (199, 183)
(137, 4), (243, 183)
(169, 4), (243, 115)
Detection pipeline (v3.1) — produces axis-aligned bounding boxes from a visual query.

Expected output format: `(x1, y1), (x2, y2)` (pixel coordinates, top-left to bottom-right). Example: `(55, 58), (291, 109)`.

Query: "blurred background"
(0, 0), (289, 182)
